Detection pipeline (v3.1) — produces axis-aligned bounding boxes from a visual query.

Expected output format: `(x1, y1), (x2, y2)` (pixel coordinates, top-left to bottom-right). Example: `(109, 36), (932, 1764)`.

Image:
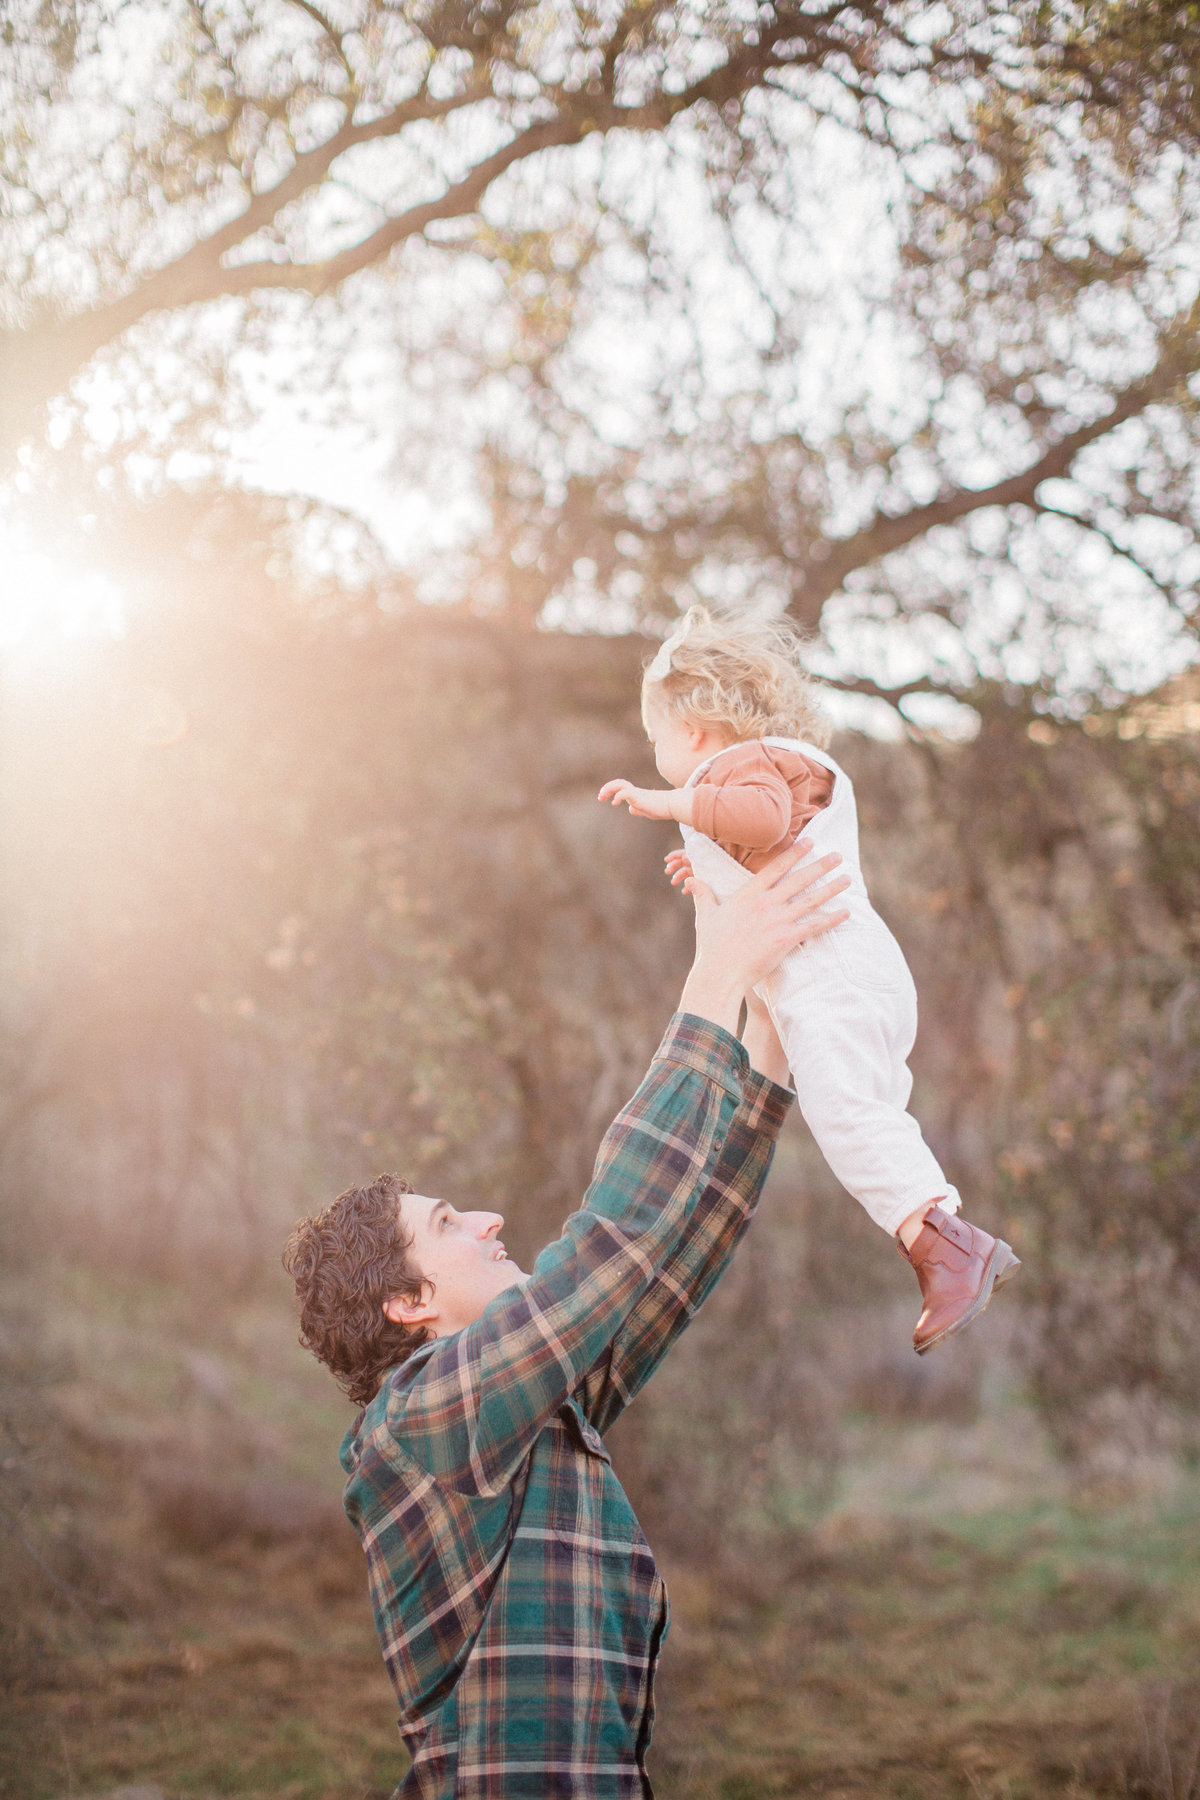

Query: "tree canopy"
(2, 0), (1199, 713)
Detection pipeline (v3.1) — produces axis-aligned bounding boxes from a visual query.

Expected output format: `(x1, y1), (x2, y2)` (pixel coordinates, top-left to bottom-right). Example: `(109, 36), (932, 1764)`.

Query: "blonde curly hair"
(642, 605), (829, 748)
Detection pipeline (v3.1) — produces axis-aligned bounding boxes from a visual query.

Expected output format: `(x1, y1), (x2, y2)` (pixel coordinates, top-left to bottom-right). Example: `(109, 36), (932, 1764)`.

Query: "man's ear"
(383, 1287), (437, 1329)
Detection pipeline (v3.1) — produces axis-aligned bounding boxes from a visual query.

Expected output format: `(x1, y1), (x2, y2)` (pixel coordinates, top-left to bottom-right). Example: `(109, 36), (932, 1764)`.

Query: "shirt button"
(713, 1134), (725, 1150)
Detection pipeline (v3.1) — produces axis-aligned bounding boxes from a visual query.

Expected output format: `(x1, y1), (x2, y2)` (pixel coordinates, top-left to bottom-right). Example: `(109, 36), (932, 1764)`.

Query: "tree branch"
(0, 16), (845, 451)
(285, 0), (357, 89)
(796, 297), (1200, 621)
(0, 80), (490, 443)
(827, 672), (941, 706)
(161, 82), (485, 291)
(0, 2), (1109, 480)
(1032, 500), (1193, 621)
(215, 115), (585, 298)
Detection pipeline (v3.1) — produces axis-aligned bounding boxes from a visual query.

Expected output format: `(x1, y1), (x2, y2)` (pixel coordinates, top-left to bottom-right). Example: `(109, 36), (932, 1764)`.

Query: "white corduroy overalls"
(680, 738), (960, 1237)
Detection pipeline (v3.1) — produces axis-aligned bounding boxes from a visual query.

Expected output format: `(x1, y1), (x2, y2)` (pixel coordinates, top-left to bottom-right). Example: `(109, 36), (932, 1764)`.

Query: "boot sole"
(914, 1241), (1021, 1356)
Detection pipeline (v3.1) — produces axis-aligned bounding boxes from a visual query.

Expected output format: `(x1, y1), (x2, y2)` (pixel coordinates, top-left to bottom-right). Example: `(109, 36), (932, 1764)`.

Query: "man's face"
(397, 1193), (530, 1337)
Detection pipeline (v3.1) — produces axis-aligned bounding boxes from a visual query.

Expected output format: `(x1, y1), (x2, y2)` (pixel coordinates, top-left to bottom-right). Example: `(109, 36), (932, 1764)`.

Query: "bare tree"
(434, 7), (1200, 710)
(0, 0), (1027, 461)
(3, 1), (1198, 704)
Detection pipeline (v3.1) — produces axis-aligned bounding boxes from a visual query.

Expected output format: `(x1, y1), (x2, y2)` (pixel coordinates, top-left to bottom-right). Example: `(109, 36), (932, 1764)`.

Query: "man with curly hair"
(285, 843), (848, 1799)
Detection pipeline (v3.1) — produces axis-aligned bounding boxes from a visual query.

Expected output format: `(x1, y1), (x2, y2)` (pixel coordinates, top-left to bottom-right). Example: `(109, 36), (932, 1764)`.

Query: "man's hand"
(678, 840), (850, 1035)
(598, 777), (686, 823)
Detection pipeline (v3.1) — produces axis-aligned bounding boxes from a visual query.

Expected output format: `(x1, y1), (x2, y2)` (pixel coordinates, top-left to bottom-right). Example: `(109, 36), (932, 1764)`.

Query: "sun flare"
(0, 525), (125, 655)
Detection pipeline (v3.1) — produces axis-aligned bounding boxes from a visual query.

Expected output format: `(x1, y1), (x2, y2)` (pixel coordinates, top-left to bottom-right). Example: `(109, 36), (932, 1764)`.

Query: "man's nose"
(473, 1212), (504, 1238)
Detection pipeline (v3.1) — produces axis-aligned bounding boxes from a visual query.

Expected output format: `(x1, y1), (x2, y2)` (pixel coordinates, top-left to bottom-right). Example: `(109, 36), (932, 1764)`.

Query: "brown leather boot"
(898, 1205), (1020, 1355)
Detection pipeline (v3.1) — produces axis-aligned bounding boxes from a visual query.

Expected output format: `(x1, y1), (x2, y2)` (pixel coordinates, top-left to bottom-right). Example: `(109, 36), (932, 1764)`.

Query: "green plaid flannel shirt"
(340, 1013), (792, 1799)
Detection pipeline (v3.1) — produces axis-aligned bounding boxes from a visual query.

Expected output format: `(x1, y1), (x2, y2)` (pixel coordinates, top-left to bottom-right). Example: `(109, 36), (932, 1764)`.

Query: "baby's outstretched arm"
(598, 777), (696, 825)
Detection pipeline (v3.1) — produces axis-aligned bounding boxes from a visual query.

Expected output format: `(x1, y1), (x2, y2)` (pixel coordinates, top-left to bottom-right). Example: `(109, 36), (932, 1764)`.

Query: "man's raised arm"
(387, 846), (848, 1496)
(577, 995), (793, 1433)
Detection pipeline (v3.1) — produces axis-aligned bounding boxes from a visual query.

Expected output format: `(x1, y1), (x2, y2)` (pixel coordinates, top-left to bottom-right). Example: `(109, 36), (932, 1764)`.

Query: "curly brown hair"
(282, 1173), (430, 1408)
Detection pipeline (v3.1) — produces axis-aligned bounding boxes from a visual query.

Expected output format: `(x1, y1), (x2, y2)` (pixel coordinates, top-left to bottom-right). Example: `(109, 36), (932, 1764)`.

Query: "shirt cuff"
(653, 1012), (747, 1101)
(738, 1065), (794, 1134)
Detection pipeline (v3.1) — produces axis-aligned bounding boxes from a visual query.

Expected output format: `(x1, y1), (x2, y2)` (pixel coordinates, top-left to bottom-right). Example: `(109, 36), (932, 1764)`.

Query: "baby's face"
(643, 690), (714, 787)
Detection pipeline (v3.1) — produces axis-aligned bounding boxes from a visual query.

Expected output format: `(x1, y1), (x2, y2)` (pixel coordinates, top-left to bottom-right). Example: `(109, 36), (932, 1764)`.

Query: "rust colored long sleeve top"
(688, 741), (835, 874)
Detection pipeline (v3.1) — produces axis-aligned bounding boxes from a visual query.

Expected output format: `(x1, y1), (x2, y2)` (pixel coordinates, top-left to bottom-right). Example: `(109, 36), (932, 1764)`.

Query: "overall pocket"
(830, 918), (913, 994)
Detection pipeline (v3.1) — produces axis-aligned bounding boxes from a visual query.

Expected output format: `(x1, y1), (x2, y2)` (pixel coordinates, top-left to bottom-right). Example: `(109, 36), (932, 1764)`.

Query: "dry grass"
(2, 1258), (1199, 1800)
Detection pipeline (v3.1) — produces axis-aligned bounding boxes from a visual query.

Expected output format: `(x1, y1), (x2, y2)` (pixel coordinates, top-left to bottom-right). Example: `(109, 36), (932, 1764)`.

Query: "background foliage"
(4, 3), (1200, 1794)
(3, 478), (1198, 1507)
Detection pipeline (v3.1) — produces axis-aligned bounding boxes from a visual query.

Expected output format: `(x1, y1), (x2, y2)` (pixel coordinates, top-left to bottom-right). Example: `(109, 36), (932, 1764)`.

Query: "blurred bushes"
(2, 487), (1199, 1516)
(863, 703), (1200, 1480)
(0, 489), (688, 1285)
(967, 727), (1200, 1476)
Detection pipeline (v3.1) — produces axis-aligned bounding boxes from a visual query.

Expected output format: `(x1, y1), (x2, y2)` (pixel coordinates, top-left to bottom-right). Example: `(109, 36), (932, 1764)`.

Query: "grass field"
(2, 1258), (1198, 1800)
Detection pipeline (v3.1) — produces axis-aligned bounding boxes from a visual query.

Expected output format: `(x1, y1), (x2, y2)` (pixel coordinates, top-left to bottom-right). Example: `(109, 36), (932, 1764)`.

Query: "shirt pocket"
(558, 1401), (613, 1464)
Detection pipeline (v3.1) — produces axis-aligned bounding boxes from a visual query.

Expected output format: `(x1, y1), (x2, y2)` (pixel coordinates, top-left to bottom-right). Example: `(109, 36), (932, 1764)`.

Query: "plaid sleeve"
(577, 1064), (792, 1434)
(382, 1015), (747, 1498)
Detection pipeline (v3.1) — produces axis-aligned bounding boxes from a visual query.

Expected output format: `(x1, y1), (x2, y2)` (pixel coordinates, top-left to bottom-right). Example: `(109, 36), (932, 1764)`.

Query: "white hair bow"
(646, 618), (691, 682)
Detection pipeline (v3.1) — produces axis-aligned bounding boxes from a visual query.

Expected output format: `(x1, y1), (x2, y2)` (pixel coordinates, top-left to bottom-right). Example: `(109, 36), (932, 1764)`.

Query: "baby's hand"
(664, 849), (694, 888)
(598, 778), (676, 821)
